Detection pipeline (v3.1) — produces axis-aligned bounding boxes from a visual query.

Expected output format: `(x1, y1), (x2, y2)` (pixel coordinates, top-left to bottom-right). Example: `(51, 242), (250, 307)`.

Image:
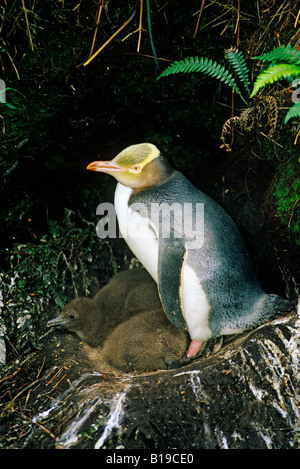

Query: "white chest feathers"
(114, 183), (159, 281)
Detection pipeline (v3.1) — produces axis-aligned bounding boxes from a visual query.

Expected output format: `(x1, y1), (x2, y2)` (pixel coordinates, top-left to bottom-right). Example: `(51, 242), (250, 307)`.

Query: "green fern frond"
(158, 56), (247, 104)
(284, 102), (300, 123)
(250, 64), (300, 97)
(225, 48), (250, 94)
(253, 44), (300, 65)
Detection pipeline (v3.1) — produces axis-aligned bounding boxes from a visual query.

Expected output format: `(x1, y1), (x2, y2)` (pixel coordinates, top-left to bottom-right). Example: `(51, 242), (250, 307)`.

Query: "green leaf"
(158, 56), (248, 104)
(253, 44), (300, 65)
(225, 49), (250, 94)
(250, 64), (300, 97)
(284, 102), (300, 123)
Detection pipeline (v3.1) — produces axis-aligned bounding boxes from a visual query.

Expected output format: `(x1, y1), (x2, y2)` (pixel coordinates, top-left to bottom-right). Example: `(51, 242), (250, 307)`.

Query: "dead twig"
(125, 52), (172, 62)
(8, 378), (40, 404)
(0, 367), (21, 384)
(21, 0), (34, 52)
(35, 422), (56, 440)
(288, 198), (299, 230)
(259, 131), (283, 148)
(193, 0), (205, 38)
(294, 126), (300, 145)
(46, 367), (64, 386)
(295, 8), (300, 27)
(52, 373), (67, 389)
(83, 9), (137, 66)
(36, 356), (46, 379)
(89, 0), (105, 58)
(137, 0), (144, 52)
(122, 0), (146, 52)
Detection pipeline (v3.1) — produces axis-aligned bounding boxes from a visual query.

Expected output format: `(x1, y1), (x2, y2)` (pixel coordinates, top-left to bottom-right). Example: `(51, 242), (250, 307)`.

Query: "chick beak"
(86, 160), (124, 173)
(47, 316), (66, 327)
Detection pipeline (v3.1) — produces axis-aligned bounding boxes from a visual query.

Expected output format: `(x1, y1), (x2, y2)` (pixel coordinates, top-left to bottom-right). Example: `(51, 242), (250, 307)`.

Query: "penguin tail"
(257, 294), (294, 323)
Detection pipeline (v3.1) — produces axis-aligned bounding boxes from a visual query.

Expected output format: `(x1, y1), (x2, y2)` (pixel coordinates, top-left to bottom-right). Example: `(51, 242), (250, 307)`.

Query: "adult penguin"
(87, 143), (293, 359)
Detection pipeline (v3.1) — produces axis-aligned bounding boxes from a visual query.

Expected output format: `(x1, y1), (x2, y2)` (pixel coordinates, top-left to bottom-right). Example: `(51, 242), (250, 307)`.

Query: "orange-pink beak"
(86, 161), (124, 172)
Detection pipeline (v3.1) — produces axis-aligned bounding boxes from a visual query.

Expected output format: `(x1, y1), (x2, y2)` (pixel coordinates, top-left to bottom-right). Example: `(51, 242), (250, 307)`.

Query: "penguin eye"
(130, 164), (142, 173)
(69, 313), (76, 321)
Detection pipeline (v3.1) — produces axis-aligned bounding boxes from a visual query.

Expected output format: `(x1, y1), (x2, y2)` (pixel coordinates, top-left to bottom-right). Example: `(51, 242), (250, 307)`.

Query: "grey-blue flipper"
(158, 235), (188, 331)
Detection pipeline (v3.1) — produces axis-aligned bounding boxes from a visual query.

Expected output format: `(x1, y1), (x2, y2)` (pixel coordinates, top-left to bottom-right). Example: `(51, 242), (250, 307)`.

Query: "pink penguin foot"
(166, 339), (205, 369)
(186, 339), (204, 358)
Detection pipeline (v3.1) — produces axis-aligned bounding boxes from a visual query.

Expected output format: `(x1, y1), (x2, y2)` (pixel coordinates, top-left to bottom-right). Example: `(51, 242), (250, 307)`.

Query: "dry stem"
(84, 9), (137, 67)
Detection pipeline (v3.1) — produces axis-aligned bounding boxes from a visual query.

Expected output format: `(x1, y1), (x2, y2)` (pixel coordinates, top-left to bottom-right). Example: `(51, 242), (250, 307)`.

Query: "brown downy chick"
(47, 268), (162, 347)
(100, 309), (189, 372)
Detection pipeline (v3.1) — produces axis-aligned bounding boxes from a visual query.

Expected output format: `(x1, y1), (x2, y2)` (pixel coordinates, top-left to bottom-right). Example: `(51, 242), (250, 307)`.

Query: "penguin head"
(87, 143), (172, 189)
(47, 298), (93, 334)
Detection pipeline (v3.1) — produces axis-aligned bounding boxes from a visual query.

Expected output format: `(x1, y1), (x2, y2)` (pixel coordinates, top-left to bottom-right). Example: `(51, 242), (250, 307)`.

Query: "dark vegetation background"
(0, 1), (299, 370)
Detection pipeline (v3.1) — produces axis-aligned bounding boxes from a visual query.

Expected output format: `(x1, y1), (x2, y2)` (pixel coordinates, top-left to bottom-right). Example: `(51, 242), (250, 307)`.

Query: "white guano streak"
(95, 390), (128, 449)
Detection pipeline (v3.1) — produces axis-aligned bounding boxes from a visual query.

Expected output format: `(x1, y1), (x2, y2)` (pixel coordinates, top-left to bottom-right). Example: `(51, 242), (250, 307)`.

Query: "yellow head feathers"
(113, 143), (160, 169)
(87, 143), (161, 188)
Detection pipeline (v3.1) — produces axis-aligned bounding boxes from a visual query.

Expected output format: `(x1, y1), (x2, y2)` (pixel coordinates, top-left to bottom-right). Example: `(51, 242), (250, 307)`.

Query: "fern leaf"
(253, 44), (300, 65)
(284, 102), (300, 124)
(250, 64), (300, 97)
(225, 49), (250, 94)
(158, 56), (247, 103)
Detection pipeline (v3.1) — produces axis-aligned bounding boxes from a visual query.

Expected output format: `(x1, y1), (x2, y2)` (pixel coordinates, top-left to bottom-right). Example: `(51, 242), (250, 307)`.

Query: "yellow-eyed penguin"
(87, 143), (293, 358)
